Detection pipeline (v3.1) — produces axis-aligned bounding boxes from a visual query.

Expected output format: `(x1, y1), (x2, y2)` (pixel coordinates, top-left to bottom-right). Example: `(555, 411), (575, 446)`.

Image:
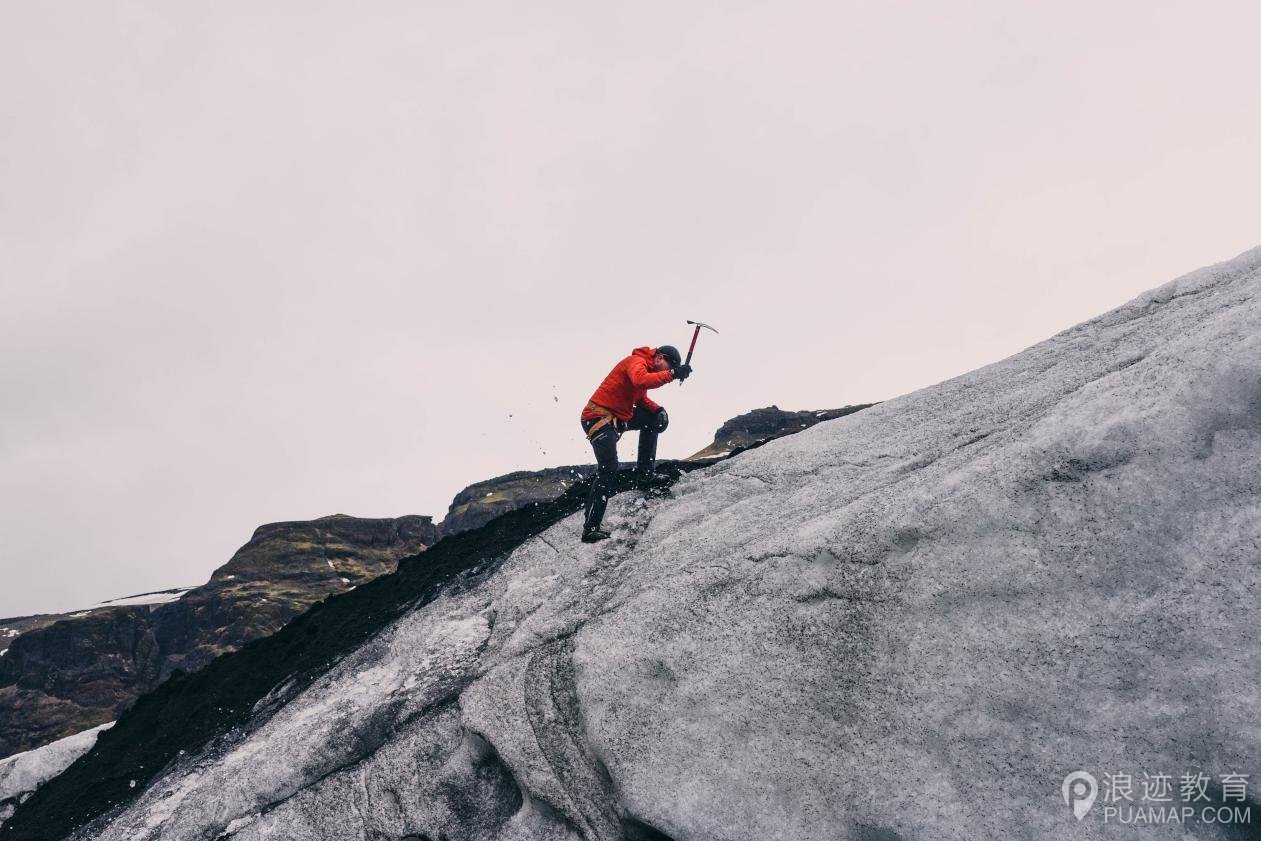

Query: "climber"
(579, 345), (692, 543)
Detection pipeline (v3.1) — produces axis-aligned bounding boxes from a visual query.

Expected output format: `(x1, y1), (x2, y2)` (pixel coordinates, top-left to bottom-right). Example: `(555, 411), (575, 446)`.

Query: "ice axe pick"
(680, 319), (719, 385)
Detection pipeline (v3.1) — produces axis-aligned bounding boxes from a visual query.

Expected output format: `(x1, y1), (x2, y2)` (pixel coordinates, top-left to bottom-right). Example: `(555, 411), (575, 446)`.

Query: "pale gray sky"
(2, 1), (1259, 617)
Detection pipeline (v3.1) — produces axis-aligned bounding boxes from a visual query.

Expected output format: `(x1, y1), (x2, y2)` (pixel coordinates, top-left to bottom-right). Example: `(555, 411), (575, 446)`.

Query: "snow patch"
(0, 722), (114, 830)
(223, 814), (257, 834)
(96, 589), (194, 608)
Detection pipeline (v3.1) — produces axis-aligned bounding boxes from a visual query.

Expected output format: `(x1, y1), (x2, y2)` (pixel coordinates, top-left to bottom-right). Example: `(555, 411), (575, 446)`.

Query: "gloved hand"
(651, 407), (669, 433)
(672, 363), (692, 382)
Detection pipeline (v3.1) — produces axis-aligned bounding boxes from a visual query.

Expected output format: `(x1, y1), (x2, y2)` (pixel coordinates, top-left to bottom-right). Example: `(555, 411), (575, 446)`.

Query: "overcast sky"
(2, 2), (1259, 617)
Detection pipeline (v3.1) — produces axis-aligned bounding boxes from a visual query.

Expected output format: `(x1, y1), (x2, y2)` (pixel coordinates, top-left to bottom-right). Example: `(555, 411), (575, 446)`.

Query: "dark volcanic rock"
(0, 608), (160, 755)
(687, 404), (874, 459)
(0, 515), (436, 759)
(0, 617), (62, 659)
(438, 467), (595, 537)
(156, 514), (437, 676)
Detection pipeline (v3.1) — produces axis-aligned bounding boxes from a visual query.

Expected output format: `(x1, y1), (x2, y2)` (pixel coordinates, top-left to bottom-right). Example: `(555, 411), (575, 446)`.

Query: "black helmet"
(656, 345), (682, 367)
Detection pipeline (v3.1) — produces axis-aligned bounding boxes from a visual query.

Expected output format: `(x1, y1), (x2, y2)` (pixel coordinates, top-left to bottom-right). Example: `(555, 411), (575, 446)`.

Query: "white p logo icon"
(1062, 771), (1098, 821)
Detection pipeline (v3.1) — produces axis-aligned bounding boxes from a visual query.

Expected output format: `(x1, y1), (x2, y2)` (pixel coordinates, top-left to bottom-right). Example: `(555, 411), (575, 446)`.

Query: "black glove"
(672, 363), (692, 382)
(651, 407), (669, 433)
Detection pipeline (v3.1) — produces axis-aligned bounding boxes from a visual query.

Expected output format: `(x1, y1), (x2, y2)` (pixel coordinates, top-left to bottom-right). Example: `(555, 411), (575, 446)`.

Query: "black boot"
(635, 470), (672, 499)
(582, 464), (614, 539)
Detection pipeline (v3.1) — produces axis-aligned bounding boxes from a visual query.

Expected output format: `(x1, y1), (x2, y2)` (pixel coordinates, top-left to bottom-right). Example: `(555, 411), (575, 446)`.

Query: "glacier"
(19, 248), (1261, 839)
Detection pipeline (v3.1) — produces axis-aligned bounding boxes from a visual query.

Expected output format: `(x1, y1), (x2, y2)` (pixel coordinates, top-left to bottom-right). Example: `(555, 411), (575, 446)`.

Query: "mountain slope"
(0, 515), (437, 758)
(9, 247), (1261, 840)
(0, 405), (852, 761)
(0, 463), (715, 841)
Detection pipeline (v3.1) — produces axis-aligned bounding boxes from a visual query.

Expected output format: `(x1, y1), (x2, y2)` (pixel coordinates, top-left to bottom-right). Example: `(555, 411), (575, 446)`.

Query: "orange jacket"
(582, 347), (675, 420)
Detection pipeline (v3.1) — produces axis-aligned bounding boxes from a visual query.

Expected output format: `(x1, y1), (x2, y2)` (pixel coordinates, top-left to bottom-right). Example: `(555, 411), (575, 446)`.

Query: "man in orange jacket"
(579, 345), (692, 542)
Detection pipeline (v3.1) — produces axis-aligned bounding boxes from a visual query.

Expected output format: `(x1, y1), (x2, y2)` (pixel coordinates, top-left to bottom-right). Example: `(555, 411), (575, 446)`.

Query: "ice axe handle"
(684, 325), (701, 366)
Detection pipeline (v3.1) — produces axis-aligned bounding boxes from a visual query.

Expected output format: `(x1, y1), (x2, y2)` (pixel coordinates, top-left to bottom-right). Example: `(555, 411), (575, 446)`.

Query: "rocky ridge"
(0, 515), (437, 758)
(686, 404), (873, 459)
(440, 405), (871, 536)
(439, 466), (596, 537)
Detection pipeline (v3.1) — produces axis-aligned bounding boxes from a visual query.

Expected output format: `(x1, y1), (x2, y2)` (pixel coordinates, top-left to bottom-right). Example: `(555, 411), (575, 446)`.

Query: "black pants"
(580, 405), (660, 535)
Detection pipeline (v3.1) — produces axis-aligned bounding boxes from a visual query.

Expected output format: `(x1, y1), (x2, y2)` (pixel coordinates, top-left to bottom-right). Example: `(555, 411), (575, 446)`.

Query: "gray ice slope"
(83, 248), (1261, 840)
(0, 723), (112, 830)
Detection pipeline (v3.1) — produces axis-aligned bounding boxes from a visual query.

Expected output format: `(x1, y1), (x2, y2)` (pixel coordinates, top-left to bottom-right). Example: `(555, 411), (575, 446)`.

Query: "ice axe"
(679, 319), (719, 385)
